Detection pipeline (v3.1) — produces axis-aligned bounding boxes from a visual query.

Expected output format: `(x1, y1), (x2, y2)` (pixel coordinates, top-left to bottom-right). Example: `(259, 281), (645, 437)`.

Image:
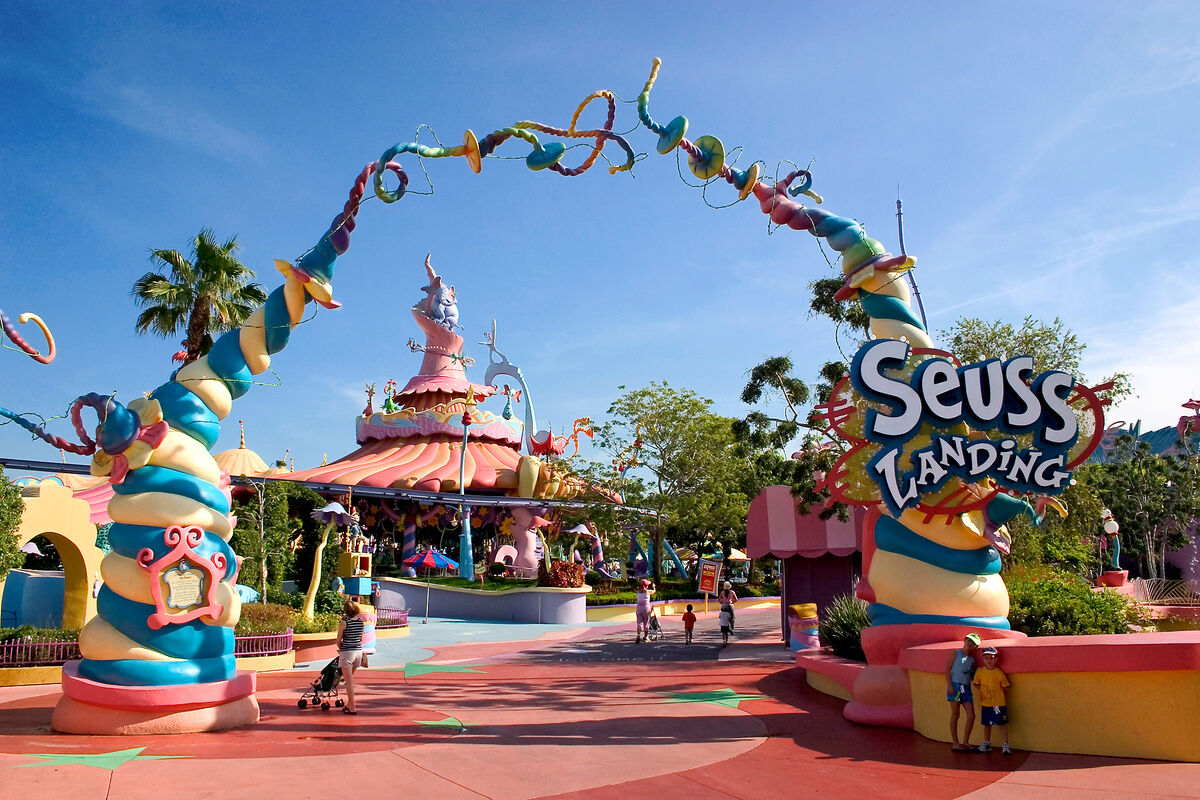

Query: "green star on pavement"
(659, 688), (768, 708)
(415, 716), (466, 729)
(400, 663), (484, 678)
(15, 747), (188, 770)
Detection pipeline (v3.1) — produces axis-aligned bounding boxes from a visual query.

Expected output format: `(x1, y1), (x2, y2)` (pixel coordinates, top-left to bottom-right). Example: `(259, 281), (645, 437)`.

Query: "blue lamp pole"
(458, 389), (477, 580)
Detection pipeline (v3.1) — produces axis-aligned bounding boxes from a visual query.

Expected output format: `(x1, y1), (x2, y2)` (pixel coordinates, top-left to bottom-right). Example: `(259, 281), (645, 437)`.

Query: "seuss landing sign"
(818, 340), (1108, 518)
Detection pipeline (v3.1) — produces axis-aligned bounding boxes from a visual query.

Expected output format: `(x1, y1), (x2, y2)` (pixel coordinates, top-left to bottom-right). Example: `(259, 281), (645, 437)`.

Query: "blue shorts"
(982, 705), (1008, 726)
(946, 682), (972, 703)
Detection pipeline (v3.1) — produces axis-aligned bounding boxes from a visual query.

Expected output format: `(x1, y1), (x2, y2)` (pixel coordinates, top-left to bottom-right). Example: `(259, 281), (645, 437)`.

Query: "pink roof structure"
(746, 485), (863, 559)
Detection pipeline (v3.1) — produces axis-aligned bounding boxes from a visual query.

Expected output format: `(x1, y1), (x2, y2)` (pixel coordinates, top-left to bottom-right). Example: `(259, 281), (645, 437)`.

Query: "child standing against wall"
(681, 604), (697, 644)
(973, 646), (1012, 754)
(945, 632), (980, 751)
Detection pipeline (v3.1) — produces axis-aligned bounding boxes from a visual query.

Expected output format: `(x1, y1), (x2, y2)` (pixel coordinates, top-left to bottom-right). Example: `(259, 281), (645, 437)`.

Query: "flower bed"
(0, 636), (80, 667)
(0, 631), (292, 666)
(233, 631), (294, 656)
(375, 607), (409, 628)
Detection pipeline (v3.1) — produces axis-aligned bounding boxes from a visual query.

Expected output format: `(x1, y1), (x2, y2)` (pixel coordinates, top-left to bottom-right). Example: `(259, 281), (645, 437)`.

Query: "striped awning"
(284, 437), (522, 492)
(73, 481), (115, 525)
(746, 485), (863, 559)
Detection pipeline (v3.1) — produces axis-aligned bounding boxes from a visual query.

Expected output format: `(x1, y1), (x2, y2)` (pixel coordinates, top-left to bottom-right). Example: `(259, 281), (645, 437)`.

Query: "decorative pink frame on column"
(136, 524), (228, 630)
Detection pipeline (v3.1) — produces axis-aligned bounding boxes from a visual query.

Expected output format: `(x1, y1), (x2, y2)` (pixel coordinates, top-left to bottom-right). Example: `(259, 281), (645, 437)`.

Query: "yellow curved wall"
(1, 483), (104, 629)
(909, 668), (1200, 762)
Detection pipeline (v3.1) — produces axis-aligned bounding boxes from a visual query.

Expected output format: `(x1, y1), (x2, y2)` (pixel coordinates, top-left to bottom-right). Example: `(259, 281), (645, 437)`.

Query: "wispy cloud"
(1086, 291), (1200, 428)
(3, 51), (267, 164)
(90, 82), (267, 163)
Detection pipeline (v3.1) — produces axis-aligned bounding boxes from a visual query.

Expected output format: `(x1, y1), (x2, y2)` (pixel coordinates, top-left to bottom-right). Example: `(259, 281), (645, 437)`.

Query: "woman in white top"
(635, 579), (655, 643)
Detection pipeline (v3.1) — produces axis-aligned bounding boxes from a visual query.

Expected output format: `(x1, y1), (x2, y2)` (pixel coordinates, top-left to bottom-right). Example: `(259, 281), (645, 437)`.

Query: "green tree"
(939, 315), (1131, 402)
(734, 355), (851, 522)
(1092, 436), (1200, 579)
(1004, 466), (1104, 578)
(0, 468), (25, 581)
(231, 479), (297, 601)
(596, 382), (749, 585)
(132, 229), (268, 364)
(286, 483), (337, 592)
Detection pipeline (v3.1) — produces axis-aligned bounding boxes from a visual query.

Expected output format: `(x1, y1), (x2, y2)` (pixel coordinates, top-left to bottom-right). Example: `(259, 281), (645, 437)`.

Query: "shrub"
(314, 589), (344, 615)
(265, 586), (305, 609)
(0, 625), (80, 642)
(540, 560), (586, 588)
(235, 603), (296, 636)
(819, 593), (871, 662)
(739, 582), (780, 598)
(489, 561), (507, 577)
(1006, 565), (1150, 636)
(291, 611), (341, 634)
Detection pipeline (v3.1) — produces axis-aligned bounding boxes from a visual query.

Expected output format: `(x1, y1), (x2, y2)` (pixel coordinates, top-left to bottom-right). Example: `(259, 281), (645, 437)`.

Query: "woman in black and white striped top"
(337, 598), (364, 714)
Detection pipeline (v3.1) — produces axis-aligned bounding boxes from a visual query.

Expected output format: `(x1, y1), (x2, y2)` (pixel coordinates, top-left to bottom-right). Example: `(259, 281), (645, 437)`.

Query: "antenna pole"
(896, 189), (929, 332)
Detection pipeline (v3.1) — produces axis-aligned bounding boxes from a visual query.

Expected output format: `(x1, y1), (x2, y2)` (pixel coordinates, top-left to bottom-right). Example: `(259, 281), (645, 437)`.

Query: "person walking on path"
(337, 598), (365, 714)
(635, 579), (655, 643)
(682, 604), (697, 644)
(719, 602), (733, 647)
(946, 632), (981, 750)
(718, 581), (738, 631)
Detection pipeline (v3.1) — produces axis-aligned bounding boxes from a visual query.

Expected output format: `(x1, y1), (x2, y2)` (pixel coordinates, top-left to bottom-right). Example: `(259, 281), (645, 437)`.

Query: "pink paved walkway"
(1, 610), (1197, 799)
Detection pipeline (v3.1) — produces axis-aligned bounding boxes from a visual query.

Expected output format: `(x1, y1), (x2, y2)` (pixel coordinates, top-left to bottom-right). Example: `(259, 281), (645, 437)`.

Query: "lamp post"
(458, 388), (477, 580)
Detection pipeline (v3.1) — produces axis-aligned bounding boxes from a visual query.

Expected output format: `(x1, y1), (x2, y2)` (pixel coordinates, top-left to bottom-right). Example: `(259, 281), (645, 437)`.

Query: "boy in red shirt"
(681, 604), (697, 644)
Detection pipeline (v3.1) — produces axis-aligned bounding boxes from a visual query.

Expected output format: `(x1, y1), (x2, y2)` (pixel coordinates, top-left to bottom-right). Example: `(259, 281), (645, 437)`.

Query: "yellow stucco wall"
(807, 669), (854, 701)
(910, 668), (1200, 762)
(0, 665), (62, 686)
(3, 483), (103, 629)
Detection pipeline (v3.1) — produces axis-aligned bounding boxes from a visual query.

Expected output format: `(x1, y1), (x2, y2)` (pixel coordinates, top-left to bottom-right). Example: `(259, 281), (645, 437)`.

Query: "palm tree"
(132, 229), (268, 364)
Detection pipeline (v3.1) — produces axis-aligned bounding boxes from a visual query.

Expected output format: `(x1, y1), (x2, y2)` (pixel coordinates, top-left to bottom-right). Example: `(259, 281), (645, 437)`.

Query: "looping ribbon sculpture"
(1, 309), (55, 364)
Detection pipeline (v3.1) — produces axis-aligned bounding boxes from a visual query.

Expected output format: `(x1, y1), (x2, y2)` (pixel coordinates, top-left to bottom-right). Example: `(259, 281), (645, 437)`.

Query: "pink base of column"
(51, 662), (259, 735)
(52, 693), (260, 735)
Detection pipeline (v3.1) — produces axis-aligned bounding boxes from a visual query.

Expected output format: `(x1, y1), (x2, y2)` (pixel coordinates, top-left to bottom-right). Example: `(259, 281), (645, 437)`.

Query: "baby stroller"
(646, 611), (664, 641)
(298, 657), (344, 710)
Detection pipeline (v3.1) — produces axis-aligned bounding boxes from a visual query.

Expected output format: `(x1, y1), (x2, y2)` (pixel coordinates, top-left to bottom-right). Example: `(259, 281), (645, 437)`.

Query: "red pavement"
(1, 610), (1197, 799)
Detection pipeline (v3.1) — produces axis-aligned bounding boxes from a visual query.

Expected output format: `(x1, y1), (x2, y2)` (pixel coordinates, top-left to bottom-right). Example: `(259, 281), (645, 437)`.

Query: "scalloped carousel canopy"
(213, 445), (270, 478)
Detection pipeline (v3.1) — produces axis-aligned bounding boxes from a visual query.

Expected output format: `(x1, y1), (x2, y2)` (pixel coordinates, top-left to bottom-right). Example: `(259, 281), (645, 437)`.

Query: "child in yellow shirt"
(973, 646), (1011, 754)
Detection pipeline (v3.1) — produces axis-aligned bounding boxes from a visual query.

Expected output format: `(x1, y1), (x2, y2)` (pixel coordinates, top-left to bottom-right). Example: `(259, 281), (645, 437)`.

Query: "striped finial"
(239, 419), (246, 449)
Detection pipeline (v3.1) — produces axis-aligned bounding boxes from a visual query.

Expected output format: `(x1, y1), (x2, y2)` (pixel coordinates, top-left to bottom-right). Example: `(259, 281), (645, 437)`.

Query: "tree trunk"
(652, 526), (663, 586)
(183, 295), (209, 363)
(260, 554), (267, 604)
(302, 523), (333, 619)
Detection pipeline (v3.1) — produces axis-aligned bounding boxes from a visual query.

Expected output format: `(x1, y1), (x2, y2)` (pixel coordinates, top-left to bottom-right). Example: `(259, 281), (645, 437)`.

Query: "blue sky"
(2, 2), (1199, 472)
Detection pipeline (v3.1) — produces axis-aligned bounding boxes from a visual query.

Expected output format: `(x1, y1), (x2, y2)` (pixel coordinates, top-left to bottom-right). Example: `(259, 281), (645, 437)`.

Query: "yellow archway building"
(1, 482), (104, 629)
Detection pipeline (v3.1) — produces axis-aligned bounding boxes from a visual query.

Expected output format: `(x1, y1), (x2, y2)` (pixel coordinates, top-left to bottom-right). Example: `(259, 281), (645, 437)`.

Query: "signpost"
(698, 559), (722, 613)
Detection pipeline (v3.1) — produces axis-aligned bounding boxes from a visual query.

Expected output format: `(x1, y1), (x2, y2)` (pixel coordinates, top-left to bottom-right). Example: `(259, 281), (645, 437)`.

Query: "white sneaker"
(1002, 744), (1011, 755)
(979, 742), (991, 753)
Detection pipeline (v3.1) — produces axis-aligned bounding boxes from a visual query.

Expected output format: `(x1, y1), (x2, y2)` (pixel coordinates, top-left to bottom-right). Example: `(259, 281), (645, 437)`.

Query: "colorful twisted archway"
(2, 58), (1102, 734)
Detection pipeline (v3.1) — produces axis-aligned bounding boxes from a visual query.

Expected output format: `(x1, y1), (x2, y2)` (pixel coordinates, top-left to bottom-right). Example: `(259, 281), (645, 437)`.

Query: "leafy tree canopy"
(1091, 436), (1200, 579)
(595, 382), (751, 583)
(939, 315), (1131, 403)
(0, 468), (25, 581)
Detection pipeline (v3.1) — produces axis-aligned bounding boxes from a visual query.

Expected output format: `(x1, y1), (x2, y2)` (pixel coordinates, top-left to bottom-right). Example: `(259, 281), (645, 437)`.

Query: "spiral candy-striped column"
(51, 164), (395, 735)
(630, 58), (1037, 727)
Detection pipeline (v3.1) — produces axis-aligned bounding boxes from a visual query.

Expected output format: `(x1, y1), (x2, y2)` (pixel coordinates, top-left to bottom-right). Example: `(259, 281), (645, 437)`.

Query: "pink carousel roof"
(284, 436), (522, 492)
